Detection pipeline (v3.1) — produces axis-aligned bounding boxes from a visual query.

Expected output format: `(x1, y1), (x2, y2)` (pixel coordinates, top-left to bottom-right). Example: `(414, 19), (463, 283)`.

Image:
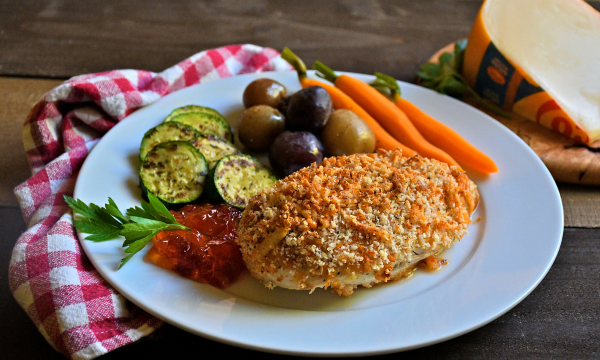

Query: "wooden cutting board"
(429, 44), (600, 185)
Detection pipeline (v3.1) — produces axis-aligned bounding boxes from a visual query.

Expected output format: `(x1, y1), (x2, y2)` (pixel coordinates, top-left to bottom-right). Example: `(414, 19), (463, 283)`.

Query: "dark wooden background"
(1, 1), (599, 359)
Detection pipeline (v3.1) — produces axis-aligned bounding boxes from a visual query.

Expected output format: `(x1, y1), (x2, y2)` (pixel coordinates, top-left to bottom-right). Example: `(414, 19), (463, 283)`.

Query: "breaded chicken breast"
(236, 149), (479, 296)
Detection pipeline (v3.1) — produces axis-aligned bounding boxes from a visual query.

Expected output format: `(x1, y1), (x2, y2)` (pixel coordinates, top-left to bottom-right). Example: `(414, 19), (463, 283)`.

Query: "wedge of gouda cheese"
(463, 0), (600, 144)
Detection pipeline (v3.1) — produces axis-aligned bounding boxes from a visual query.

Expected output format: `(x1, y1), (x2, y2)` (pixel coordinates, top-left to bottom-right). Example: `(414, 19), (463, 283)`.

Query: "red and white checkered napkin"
(9, 44), (292, 360)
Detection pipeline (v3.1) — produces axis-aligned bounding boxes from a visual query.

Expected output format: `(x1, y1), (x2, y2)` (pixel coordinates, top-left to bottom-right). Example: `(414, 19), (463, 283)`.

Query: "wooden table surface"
(2, 1), (599, 359)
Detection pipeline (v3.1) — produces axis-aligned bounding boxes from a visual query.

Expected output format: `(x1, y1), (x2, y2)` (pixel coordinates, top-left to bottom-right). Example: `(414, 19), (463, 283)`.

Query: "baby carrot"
(372, 73), (498, 173)
(313, 61), (461, 169)
(305, 79), (416, 156)
(280, 48), (416, 155)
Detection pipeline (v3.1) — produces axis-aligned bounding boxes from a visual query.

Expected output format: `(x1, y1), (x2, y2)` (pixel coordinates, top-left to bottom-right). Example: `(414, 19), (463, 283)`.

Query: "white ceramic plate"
(74, 71), (563, 356)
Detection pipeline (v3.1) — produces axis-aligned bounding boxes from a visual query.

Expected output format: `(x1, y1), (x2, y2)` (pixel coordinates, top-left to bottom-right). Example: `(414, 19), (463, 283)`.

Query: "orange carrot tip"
(313, 62), (461, 168)
(371, 72), (499, 174)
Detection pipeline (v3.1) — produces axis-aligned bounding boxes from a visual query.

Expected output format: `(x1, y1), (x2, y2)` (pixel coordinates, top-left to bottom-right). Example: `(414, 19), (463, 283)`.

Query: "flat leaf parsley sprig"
(64, 193), (190, 268)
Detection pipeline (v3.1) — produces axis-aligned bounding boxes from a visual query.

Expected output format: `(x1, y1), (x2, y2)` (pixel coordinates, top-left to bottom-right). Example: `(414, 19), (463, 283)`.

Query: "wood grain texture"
(467, 96), (600, 186)
(430, 40), (600, 187)
(1, 206), (598, 359)
(559, 183), (600, 228)
(0, 77), (63, 207)
(3, 74), (600, 226)
(1, 0), (600, 358)
(0, 0), (481, 81)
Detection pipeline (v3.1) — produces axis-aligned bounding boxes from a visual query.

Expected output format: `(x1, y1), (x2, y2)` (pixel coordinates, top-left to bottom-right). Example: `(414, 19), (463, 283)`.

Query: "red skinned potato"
(285, 86), (332, 134)
(268, 131), (324, 178)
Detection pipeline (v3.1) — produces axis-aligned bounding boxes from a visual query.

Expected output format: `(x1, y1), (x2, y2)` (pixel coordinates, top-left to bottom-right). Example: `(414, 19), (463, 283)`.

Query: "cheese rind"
(464, 0), (600, 144)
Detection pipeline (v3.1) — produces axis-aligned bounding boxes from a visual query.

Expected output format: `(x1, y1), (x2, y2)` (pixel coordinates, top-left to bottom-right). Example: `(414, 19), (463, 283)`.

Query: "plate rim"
(74, 70), (564, 356)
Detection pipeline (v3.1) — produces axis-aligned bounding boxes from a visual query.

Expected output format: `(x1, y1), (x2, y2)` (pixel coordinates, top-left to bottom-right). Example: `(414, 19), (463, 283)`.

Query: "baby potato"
(238, 105), (286, 151)
(243, 78), (287, 109)
(321, 109), (376, 156)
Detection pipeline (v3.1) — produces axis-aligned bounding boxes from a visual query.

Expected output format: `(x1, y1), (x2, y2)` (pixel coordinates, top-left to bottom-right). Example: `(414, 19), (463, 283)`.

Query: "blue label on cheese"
(474, 42), (515, 106)
(514, 76), (543, 103)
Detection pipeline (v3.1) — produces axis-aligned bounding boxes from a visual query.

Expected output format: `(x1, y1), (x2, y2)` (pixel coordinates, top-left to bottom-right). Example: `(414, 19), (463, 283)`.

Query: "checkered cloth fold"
(9, 44), (291, 360)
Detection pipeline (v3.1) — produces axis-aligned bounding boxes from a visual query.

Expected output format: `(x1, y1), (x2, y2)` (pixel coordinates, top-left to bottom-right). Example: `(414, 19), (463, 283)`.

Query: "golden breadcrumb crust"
(236, 149), (479, 296)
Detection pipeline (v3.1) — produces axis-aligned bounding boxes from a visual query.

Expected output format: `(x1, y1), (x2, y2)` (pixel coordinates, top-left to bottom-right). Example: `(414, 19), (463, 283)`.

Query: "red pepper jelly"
(144, 203), (245, 288)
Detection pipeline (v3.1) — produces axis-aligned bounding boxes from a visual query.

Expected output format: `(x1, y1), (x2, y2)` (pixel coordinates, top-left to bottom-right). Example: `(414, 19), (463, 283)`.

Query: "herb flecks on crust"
(236, 149), (479, 296)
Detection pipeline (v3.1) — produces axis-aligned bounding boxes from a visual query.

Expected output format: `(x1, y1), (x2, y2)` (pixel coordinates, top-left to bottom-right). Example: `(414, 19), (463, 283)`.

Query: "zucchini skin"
(166, 112), (233, 143)
(139, 175), (182, 210)
(139, 141), (209, 209)
(189, 134), (240, 169)
(164, 105), (226, 123)
(139, 121), (202, 161)
(210, 154), (277, 209)
(205, 167), (222, 202)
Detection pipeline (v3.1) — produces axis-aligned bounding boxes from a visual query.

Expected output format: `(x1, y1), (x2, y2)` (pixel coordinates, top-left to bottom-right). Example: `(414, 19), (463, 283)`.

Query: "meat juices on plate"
(236, 149), (479, 296)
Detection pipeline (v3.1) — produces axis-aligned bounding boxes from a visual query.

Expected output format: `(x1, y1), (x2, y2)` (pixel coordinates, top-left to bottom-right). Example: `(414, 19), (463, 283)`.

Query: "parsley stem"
(65, 193), (191, 269)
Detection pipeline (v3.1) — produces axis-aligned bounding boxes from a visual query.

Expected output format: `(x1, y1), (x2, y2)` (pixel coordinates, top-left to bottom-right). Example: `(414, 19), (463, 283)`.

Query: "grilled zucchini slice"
(189, 134), (240, 169)
(211, 154), (276, 209)
(140, 141), (208, 208)
(139, 121), (202, 161)
(164, 105), (225, 123)
(166, 112), (233, 142)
